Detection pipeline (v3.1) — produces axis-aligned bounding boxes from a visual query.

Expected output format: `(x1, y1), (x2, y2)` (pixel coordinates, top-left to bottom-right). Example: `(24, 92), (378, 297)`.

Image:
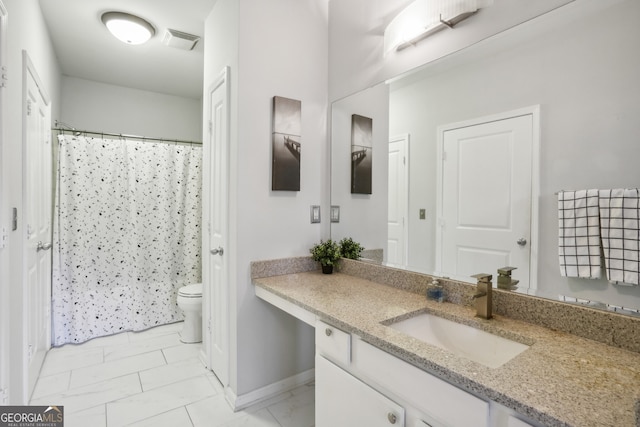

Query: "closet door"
(23, 51), (52, 401)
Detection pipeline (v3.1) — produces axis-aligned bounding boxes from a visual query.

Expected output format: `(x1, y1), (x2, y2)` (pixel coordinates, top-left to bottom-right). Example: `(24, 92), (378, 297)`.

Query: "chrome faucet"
(497, 266), (519, 290)
(471, 273), (493, 319)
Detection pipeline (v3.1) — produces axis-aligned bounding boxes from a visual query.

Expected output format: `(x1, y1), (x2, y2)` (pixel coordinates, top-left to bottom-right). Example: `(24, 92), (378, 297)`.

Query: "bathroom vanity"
(252, 257), (640, 427)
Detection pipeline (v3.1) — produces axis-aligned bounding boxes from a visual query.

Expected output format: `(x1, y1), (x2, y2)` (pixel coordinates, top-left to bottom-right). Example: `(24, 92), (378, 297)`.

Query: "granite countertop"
(253, 270), (640, 427)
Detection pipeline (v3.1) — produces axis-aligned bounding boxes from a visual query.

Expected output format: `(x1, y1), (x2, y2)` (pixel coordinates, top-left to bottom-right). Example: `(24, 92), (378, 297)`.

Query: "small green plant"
(339, 237), (364, 260)
(310, 239), (341, 266)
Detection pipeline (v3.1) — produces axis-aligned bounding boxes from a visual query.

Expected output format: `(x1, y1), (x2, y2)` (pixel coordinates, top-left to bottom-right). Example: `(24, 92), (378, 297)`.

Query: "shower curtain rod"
(52, 126), (202, 146)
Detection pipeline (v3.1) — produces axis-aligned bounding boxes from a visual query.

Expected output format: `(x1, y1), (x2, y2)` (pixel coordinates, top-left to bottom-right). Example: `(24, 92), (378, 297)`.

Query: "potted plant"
(310, 239), (341, 274)
(339, 237), (364, 260)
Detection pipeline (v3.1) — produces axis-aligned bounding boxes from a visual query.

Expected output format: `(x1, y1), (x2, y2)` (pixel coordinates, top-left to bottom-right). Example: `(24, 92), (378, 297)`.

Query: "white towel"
(558, 190), (602, 279)
(598, 189), (640, 286)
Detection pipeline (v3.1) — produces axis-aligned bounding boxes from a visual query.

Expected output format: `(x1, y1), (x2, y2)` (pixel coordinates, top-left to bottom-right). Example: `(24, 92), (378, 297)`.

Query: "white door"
(387, 135), (408, 266)
(0, 0), (8, 405)
(203, 67), (229, 386)
(437, 111), (536, 288)
(23, 52), (52, 398)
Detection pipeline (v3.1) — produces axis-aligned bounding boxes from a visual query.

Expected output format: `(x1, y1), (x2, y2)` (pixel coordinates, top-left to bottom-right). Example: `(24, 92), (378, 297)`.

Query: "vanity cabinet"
(315, 320), (490, 427)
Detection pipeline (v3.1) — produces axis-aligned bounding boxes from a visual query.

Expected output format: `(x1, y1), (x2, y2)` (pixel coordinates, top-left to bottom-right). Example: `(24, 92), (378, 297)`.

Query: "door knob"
(387, 412), (397, 424)
(517, 238), (527, 246)
(210, 247), (224, 256)
(37, 241), (52, 251)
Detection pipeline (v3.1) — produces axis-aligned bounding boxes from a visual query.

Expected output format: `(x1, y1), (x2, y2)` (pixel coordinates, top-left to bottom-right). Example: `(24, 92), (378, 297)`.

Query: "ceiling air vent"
(162, 29), (200, 51)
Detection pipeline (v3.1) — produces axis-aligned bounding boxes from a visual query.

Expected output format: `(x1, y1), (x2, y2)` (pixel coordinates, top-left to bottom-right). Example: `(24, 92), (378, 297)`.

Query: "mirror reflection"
(331, 0), (640, 315)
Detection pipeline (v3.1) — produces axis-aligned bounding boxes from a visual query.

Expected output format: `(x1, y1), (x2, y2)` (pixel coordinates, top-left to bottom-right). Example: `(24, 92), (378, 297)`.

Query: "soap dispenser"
(427, 278), (444, 303)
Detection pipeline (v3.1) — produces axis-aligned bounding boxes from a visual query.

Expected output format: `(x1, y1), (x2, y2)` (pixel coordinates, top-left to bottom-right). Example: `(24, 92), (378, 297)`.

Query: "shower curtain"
(52, 134), (202, 345)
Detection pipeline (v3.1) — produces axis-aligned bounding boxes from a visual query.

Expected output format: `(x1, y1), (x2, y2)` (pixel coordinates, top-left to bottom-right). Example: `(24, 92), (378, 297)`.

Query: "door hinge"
(1, 65), (7, 88)
(442, 151), (447, 161)
(208, 319), (212, 332)
(0, 388), (8, 404)
(26, 99), (32, 116)
(208, 120), (212, 134)
(0, 227), (7, 250)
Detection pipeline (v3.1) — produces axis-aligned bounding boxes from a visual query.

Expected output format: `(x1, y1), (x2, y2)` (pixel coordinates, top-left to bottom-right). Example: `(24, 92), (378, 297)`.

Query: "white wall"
(204, 0), (328, 400)
(388, 0), (640, 309)
(61, 76), (202, 141)
(1, 0), (61, 405)
(328, 0), (574, 102)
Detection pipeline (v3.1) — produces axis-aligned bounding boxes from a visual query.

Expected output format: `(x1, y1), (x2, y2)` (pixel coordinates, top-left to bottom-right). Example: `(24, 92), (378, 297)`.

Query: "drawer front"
(316, 320), (351, 366)
(316, 355), (405, 427)
(353, 338), (489, 427)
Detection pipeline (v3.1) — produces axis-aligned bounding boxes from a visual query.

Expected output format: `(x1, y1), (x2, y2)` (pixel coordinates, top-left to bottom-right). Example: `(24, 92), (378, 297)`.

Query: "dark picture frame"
(272, 96), (301, 191)
(351, 114), (373, 194)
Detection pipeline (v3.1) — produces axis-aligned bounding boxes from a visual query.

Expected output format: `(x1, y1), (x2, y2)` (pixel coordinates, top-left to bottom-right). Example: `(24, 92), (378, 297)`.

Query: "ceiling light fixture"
(384, 0), (493, 54)
(101, 11), (155, 45)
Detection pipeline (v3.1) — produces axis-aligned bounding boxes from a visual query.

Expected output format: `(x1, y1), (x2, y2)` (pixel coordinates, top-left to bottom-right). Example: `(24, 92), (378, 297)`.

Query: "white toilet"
(177, 283), (203, 343)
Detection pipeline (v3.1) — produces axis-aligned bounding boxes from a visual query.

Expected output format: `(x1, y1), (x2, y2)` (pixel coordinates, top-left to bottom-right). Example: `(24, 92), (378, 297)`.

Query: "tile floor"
(30, 322), (315, 427)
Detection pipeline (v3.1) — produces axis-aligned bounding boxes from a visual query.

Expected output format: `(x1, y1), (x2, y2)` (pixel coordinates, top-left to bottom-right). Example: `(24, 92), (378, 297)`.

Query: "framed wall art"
(351, 114), (372, 194)
(272, 96), (301, 191)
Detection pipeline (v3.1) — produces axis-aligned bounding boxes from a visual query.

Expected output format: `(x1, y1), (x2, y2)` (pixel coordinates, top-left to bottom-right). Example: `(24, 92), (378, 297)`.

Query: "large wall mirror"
(331, 0), (640, 316)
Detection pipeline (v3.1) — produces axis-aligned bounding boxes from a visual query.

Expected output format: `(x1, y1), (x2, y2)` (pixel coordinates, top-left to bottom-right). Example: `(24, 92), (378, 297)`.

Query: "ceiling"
(39, 0), (217, 99)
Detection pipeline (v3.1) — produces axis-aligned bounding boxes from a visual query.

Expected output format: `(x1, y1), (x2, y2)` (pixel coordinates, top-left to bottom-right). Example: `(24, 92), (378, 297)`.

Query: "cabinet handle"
(387, 412), (397, 424)
(325, 328), (332, 336)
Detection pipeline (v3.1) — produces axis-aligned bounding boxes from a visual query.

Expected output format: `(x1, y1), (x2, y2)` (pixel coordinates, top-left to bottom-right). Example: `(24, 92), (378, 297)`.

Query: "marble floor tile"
(123, 407), (193, 427)
(266, 386), (315, 427)
(106, 375), (218, 426)
(216, 408), (281, 427)
(40, 346), (104, 376)
(70, 350), (166, 389)
(103, 332), (181, 362)
(127, 322), (184, 343)
(31, 322), (317, 427)
(64, 405), (106, 427)
(31, 371), (71, 400)
(31, 373), (142, 414)
(139, 357), (211, 391)
(186, 395), (240, 427)
(71, 332), (131, 349)
(162, 342), (203, 364)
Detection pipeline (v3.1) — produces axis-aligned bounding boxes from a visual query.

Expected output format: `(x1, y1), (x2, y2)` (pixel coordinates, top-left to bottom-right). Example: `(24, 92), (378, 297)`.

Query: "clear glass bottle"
(426, 278), (444, 303)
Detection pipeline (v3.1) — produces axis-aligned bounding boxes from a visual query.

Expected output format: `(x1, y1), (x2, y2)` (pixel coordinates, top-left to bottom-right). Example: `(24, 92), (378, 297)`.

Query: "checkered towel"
(558, 190), (602, 279)
(599, 189), (640, 286)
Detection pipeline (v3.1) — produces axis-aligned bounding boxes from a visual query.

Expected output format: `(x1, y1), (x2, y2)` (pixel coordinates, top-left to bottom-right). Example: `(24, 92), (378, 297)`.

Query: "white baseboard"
(225, 368), (315, 412)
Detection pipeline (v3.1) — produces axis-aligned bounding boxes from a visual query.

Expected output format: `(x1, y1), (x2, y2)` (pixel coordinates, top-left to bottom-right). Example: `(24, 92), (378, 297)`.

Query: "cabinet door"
(316, 355), (405, 427)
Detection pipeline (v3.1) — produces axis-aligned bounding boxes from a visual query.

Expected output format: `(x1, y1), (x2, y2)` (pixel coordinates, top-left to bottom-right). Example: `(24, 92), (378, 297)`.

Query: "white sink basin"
(388, 313), (529, 368)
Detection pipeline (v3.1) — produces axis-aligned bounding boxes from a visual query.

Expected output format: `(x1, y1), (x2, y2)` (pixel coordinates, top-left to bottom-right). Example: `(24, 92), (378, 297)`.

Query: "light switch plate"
(330, 206), (340, 223)
(310, 205), (321, 223)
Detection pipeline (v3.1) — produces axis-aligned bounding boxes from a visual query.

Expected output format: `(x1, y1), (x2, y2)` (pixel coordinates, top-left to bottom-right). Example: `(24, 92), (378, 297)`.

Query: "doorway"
(436, 107), (540, 289)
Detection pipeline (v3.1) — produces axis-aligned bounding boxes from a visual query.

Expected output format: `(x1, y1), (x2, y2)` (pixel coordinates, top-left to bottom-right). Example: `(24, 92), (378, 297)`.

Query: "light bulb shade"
(384, 0), (493, 54)
(102, 12), (155, 45)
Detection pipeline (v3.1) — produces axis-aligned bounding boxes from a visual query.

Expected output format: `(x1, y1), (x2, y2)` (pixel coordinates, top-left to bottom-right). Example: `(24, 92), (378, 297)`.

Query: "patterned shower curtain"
(52, 134), (202, 345)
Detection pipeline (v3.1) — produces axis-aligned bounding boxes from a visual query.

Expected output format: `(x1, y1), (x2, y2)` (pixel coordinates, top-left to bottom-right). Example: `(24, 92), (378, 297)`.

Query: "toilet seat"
(178, 283), (202, 298)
